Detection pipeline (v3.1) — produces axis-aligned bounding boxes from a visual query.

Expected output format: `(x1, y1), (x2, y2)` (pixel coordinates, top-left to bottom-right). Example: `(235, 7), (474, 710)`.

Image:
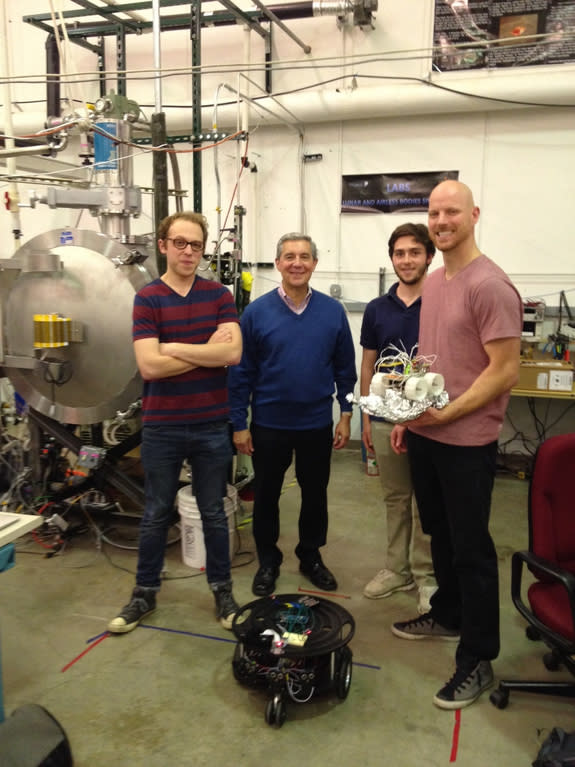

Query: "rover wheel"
(489, 687), (509, 709)
(265, 694), (286, 728)
(335, 646), (353, 699)
(274, 696), (287, 728)
(264, 698), (276, 726)
(232, 644), (244, 682)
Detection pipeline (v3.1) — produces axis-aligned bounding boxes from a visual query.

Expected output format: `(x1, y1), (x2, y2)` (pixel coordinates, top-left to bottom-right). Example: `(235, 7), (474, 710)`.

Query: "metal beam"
(151, 113), (169, 272)
(22, 15), (106, 54)
(97, 35), (107, 98)
(191, 0), (202, 213)
(116, 26), (127, 97)
(250, 0), (311, 53)
(214, 0), (270, 40)
(63, 0), (142, 34)
(24, 1), (322, 44)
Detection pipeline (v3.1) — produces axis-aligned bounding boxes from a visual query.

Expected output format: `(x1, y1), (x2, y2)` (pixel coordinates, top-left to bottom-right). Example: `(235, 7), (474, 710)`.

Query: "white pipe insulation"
(0, 3), (23, 246)
(181, 67), (575, 128)
(3, 67), (575, 136)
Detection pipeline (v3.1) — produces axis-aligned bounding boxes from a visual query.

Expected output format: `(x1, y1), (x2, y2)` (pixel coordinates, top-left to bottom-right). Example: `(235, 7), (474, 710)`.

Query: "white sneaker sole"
(432, 678), (494, 710)
(107, 607), (156, 634)
(363, 581), (415, 600)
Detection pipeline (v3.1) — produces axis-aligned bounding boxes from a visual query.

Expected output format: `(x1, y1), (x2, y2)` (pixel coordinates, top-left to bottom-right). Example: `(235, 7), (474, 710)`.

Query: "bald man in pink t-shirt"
(389, 180), (522, 711)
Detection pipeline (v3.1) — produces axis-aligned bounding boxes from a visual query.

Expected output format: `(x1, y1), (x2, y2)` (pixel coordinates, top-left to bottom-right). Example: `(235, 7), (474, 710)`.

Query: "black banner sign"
(341, 170), (459, 214)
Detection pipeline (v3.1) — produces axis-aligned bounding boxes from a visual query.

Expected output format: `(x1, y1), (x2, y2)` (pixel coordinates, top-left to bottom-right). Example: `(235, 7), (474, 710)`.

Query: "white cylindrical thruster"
(423, 372), (445, 396)
(370, 372), (388, 397)
(404, 376), (428, 402)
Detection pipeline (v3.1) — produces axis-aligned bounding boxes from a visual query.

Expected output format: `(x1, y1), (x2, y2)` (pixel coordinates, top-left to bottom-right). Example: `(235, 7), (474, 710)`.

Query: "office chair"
(491, 432), (575, 709)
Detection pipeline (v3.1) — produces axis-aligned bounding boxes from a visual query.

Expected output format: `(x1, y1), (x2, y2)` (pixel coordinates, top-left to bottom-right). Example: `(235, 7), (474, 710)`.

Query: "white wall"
(2, 0), (575, 444)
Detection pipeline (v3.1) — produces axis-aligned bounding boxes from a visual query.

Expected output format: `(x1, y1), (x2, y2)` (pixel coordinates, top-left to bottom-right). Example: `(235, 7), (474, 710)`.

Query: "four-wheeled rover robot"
(231, 593), (355, 727)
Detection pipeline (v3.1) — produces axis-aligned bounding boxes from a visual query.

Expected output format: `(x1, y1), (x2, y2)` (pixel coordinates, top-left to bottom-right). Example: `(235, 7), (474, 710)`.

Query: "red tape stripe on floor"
(449, 709), (461, 762)
(297, 586), (351, 599)
(61, 632), (110, 672)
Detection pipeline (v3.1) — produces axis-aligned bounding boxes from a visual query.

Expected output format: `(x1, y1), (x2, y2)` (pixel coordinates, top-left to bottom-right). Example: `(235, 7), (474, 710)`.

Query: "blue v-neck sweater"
(229, 289), (357, 431)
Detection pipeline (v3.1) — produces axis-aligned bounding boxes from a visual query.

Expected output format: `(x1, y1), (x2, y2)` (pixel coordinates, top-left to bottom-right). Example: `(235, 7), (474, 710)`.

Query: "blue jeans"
(137, 422), (233, 589)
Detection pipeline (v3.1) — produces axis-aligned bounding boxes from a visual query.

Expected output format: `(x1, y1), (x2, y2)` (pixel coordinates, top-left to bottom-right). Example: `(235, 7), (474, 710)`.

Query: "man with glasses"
(108, 211), (243, 634)
(360, 223), (437, 614)
(229, 232), (356, 597)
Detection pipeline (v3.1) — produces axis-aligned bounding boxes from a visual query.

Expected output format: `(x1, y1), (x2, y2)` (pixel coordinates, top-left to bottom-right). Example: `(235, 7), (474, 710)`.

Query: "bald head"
(430, 180), (476, 209)
(427, 180), (480, 257)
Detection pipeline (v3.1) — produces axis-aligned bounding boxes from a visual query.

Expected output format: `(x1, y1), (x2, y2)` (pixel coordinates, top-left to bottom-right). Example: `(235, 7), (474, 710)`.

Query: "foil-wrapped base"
(347, 389), (449, 424)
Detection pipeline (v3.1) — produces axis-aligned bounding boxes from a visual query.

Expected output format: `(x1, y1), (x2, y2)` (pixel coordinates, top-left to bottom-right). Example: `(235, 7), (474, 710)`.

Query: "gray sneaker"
(212, 582), (240, 630)
(433, 661), (494, 710)
(391, 613), (460, 641)
(108, 586), (156, 634)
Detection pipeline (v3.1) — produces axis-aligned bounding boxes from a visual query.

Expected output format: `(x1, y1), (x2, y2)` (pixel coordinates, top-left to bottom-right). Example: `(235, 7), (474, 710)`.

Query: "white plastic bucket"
(177, 484), (237, 570)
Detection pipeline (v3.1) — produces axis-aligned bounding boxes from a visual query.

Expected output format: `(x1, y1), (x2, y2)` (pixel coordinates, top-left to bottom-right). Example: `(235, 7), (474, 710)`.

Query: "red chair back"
(529, 433), (575, 574)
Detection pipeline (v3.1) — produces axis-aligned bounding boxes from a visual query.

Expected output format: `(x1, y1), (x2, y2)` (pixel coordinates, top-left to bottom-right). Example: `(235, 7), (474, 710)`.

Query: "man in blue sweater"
(229, 232), (357, 597)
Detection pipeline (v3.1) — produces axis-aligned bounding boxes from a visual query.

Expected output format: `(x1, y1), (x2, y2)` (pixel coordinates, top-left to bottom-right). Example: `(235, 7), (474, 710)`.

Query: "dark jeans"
(250, 423), (333, 569)
(407, 431), (499, 665)
(137, 422), (232, 589)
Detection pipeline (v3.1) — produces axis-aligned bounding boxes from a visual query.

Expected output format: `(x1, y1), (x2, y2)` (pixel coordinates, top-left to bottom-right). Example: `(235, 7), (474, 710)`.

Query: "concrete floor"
(2, 446), (574, 766)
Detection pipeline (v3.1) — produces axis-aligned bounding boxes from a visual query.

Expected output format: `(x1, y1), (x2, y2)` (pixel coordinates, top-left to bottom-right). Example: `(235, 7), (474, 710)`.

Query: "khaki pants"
(371, 420), (435, 587)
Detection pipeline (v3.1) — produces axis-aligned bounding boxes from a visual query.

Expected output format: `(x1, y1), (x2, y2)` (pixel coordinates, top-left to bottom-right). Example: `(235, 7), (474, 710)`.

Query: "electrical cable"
(3, 27), (574, 83)
(211, 136), (250, 256)
(4, 68), (574, 112)
(249, 71), (575, 109)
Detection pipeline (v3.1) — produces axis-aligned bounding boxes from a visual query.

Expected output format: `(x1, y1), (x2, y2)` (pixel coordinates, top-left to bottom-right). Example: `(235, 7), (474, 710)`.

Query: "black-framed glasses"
(166, 237), (204, 252)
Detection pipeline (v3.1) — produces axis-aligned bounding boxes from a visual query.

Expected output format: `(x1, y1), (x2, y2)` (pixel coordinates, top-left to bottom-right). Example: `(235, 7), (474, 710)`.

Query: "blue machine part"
(94, 121), (118, 170)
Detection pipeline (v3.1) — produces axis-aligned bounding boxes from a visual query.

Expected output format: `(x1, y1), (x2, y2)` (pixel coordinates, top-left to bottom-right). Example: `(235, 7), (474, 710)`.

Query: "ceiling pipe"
(152, 0), (162, 113)
(4, 67), (575, 137)
(0, 3), (23, 246)
(154, 67), (575, 129)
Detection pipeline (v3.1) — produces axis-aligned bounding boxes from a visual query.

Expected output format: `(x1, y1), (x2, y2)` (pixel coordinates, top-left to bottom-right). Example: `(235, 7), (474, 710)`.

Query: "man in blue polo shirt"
(360, 223), (437, 613)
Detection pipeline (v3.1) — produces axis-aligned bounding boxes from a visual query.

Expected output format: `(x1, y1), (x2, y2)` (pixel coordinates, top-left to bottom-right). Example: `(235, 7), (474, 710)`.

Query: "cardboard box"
(517, 360), (574, 392)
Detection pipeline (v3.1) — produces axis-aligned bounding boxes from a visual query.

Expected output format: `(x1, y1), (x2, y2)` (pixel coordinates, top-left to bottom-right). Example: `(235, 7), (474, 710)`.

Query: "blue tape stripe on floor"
(140, 623), (236, 643)
(87, 631), (109, 643)
(92, 623), (381, 668)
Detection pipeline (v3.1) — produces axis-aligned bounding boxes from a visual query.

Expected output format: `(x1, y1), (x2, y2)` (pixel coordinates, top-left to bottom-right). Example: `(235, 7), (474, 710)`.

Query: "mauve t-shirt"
(409, 254), (522, 446)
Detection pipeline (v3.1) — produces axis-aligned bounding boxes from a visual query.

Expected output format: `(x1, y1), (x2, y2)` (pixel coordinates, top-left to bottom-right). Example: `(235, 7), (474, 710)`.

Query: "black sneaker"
(433, 661), (494, 710)
(391, 614), (460, 641)
(108, 586), (156, 634)
(252, 566), (279, 597)
(212, 582), (240, 630)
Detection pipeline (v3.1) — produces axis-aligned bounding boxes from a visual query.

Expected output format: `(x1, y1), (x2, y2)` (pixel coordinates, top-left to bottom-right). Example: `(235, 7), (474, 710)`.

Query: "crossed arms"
(134, 322), (242, 381)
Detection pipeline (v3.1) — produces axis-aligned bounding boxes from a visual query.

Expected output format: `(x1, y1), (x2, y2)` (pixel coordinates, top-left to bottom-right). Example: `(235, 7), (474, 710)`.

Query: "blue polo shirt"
(360, 282), (421, 421)
(361, 282), (421, 355)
